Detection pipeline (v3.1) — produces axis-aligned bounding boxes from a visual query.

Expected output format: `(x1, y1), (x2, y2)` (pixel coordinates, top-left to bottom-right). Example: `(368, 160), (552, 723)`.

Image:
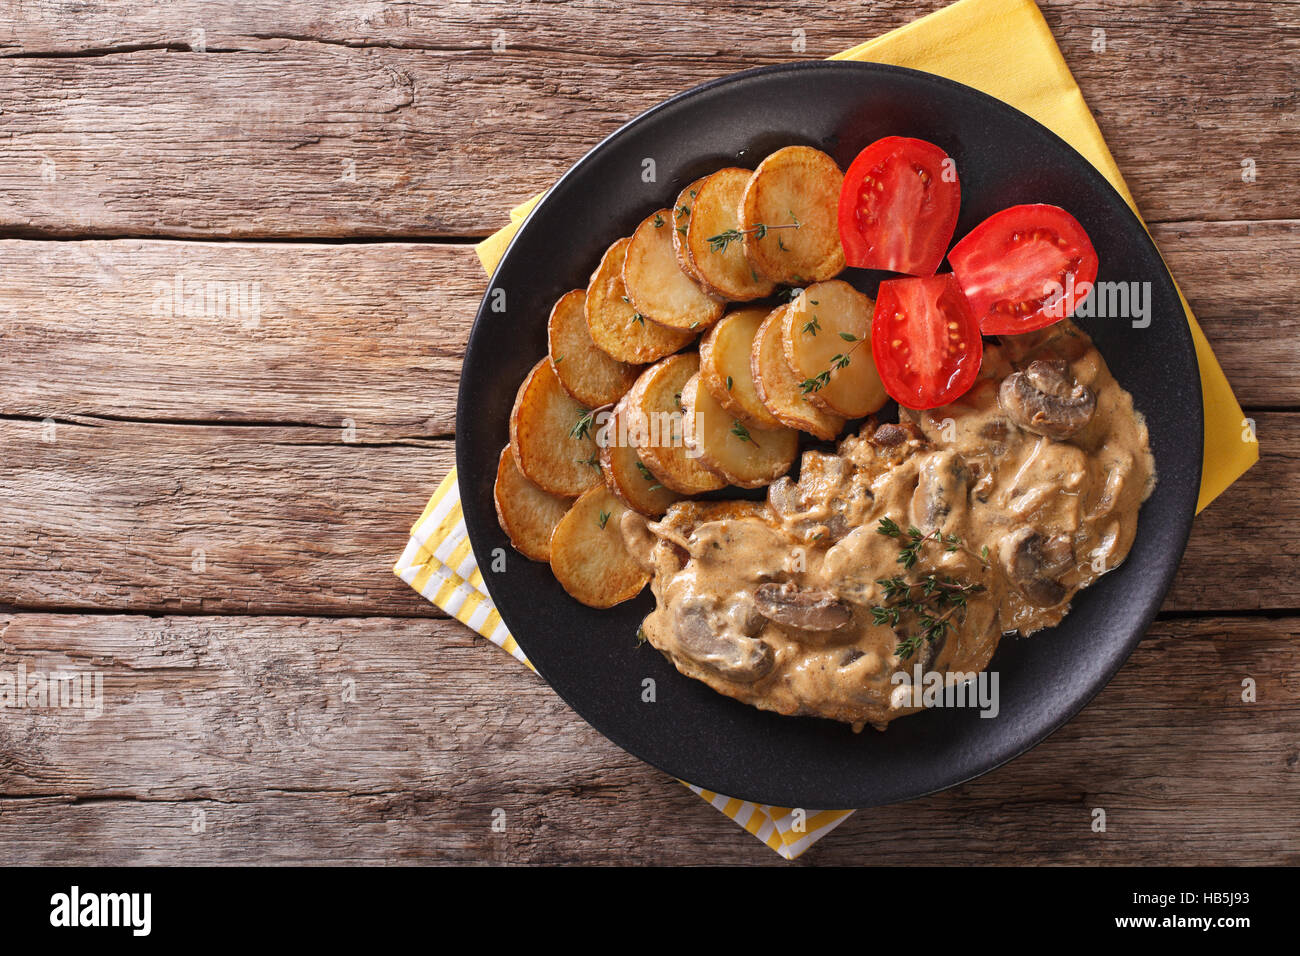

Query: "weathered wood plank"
(1166, 411), (1298, 613)
(0, 419), (451, 616)
(0, 239), (480, 439)
(1151, 219), (1300, 409)
(0, 223), (1294, 447)
(0, 412), (1291, 617)
(0, 1), (1293, 237)
(0, 612), (1294, 864)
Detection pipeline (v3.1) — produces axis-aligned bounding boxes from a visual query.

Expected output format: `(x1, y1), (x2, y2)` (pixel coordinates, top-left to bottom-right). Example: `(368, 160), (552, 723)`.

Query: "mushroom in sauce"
(1000, 526), (1073, 607)
(631, 321), (1154, 731)
(753, 581), (853, 632)
(999, 359), (1097, 440)
(673, 600), (775, 683)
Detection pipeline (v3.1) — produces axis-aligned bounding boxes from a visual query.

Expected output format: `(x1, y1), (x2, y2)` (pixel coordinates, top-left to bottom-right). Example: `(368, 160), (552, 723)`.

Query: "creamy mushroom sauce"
(622, 320), (1156, 731)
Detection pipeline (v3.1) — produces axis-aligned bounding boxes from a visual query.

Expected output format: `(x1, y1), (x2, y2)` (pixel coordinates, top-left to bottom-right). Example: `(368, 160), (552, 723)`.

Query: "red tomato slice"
(947, 203), (1099, 334)
(871, 274), (982, 410)
(837, 136), (961, 276)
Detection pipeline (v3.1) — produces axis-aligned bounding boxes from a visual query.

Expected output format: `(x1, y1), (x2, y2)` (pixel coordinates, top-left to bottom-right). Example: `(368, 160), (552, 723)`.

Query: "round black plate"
(456, 61), (1202, 808)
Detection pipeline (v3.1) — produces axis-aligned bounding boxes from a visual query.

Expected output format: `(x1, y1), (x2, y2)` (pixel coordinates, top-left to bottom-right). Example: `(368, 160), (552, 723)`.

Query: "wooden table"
(1, 0), (1296, 865)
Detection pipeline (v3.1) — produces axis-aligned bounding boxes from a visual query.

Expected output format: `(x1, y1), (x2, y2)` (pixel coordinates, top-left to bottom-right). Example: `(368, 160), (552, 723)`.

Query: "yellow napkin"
(402, 0), (1257, 859)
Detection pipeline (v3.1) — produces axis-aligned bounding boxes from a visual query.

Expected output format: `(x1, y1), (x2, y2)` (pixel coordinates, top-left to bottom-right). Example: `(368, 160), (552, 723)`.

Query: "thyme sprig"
(876, 516), (991, 568)
(730, 419), (761, 448)
(707, 216), (801, 254)
(635, 460), (664, 492)
(569, 409), (596, 441)
(798, 334), (865, 394)
(872, 518), (989, 661)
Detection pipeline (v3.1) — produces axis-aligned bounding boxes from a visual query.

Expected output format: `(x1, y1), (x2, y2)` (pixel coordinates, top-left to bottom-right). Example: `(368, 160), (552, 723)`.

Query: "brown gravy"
(624, 321), (1156, 730)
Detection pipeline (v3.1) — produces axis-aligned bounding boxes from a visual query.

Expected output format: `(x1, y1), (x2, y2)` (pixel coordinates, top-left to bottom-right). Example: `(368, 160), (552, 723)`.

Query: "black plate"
(456, 61), (1202, 808)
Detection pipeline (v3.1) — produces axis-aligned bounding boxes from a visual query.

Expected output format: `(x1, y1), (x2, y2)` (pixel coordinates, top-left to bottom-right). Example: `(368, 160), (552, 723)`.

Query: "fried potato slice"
(549, 485), (650, 608)
(670, 176), (712, 285)
(681, 373), (798, 489)
(627, 353), (727, 495)
(623, 209), (726, 331)
(586, 237), (696, 364)
(599, 394), (681, 516)
(698, 306), (785, 429)
(739, 146), (846, 285)
(493, 445), (573, 561)
(782, 279), (888, 419)
(548, 288), (640, 408)
(750, 305), (845, 441)
(685, 168), (776, 301)
(508, 358), (602, 497)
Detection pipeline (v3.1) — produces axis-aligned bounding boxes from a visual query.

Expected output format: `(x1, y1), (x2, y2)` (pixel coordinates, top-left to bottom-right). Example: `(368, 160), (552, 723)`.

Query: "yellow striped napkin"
(397, 0), (1257, 859)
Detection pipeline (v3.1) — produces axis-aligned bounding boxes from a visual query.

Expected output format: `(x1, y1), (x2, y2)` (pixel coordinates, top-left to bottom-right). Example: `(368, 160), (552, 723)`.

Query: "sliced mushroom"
(870, 422), (911, 448)
(673, 603), (774, 683)
(1000, 527), (1071, 607)
(766, 475), (800, 519)
(909, 449), (970, 534)
(913, 629), (949, 674)
(998, 359), (1096, 440)
(754, 581), (852, 631)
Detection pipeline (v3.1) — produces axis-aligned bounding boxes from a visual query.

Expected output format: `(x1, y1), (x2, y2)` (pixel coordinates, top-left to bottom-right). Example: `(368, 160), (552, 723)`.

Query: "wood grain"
(1152, 219), (1300, 407)
(0, 409), (1290, 617)
(0, 418), (449, 617)
(0, 612), (1294, 864)
(0, 239), (480, 439)
(0, 1), (1294, 238)
(0, 223), (1294, 446)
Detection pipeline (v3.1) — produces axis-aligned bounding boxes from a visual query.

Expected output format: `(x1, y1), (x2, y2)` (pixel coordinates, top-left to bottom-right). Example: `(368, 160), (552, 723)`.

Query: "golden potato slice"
(508, 358), (602, 497)
(585, 237), (696, 364)
(698, 307), (785, 429)
(681, 374), (798, 489)
(599, 394), (681, 516)
(627, 354), (727, 495)
(685, 168), (776, 301)
(781, 279), (888, 419)
(493, 446), (572, 561)
(670, 176), (712, 285)
(623, 209), (726, 332)
(549, 485), (650, 608)
(548, 288), (640, 408)
(750, 305), (845, 441)
(739, 146), (846, 285)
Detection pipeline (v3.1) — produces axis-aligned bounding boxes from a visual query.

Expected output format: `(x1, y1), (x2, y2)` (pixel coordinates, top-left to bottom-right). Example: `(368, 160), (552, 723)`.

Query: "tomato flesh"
(947, 204), (1099, 334)
(871, 274), (982, 410)
(838, 137), (961, 276)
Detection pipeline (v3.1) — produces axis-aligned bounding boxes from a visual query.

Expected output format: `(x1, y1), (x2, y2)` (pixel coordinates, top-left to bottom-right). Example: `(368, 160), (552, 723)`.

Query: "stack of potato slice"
(494, 146), (888, 608)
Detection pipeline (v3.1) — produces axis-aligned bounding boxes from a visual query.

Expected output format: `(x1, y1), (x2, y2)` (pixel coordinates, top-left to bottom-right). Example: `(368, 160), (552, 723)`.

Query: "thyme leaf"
(569, 409), (595, 441)
(706, 217), (800, 254)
